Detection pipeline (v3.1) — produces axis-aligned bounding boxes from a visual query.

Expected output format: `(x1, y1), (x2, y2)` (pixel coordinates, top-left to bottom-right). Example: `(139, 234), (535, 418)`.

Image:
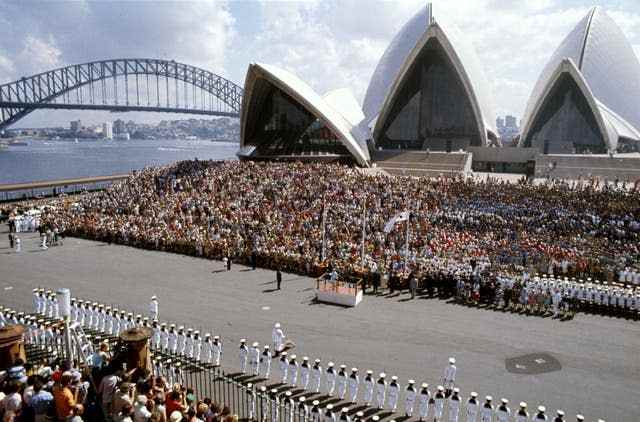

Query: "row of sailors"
(246, 384), (598, 422)
(493, 277), (640, 310)
(2, 306), (607, 422)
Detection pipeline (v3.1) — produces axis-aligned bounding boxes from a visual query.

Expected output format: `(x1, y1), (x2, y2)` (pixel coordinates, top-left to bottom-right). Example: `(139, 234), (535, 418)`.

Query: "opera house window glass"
(378, 38), (480, 151)
(523, 74), (606, 154)
(245, 81), (350, 157)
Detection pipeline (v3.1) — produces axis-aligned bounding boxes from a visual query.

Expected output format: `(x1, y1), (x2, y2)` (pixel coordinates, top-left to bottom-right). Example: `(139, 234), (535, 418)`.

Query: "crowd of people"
(27, 160), (638, 289)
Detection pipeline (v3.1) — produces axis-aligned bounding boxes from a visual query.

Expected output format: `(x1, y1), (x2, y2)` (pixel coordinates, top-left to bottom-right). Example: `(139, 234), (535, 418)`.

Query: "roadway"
(0, 227), (638, 421)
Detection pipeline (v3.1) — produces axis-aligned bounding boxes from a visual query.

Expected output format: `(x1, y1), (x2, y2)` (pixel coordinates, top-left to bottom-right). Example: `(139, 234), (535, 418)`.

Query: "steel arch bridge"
(0, 58), (244, 129)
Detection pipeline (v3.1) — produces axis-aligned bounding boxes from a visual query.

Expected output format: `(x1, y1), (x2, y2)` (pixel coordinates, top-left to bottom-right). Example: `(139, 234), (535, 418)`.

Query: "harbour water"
(0, 138), (238, 184)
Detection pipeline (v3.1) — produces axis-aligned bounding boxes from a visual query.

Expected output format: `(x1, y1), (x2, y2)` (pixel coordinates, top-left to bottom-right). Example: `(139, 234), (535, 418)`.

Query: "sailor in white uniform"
(279, 352), (289, 383)
(362, 370), (374, 406)
(387, 376), (400, 411)
(250, 342), (261, 376)
(288, 355), (299, 386)
(443, 357), (457, 396)
(149, 295), (159, 320)
(348, 368), (359, 403)
(239, 339), (249, 373)
(202, 333), (213, 363)
(300, 357), (311, 389)
(480, 396), (493, 422)
(404, 379), (416, 417)
(212, 335), (223, 366)
(434, 386), (446, 421)
(336, 365), (348, 399)
(325, 362), (336, 396)
(261, 345), (272, 379)
(515, 402), (529, 422)
(418, 383), (430, 422)
(311, 359), (323, 393)
(375, 373), (387, 409)
(496, 398), (510, 422)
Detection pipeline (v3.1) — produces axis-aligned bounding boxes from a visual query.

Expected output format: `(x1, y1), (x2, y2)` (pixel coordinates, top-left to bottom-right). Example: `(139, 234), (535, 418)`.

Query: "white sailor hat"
(519, 402), (527, 408)
(264, 345), (270, 349)
(247, 383), (253, 388)
(379, 372), (385, 378)
(285, 391), (292, 397)
(99, 304), (105, 308)
(556, 410), (564, 416)
(341, 408), (349, 413)
(213, 335), (219, 340)
(290, 354), (297, 360)
(449, 357), (456, 364)
(271, 388), (278, 394)
(537, 406), (546, 412)
(302, 356), (309, 361)
(299, 397), (306, 402)
(356, 412), (364, 418)
(170, 324), (176, 328)
(421, 382), (428, 388)
(274, 322), (280, 328)
(194, 331), (199, 335)
(312, 400), (320, 406)
(281, 351), (288, 356)
(326, 404), (334, 410)
(93, 302), (98, 306)
(143, 317), (149, 322)
(371, 416), (380, 422)
(240, 338), (246, 343)
(187, 328), (193, 333)
(366, 370), (373, 375)
(260, 386), (267, 392)
(128, 312), (134, 317)
(471, 392), (478, 398)
(252, 342), (259, 347)
(485, 396), (492, 401)
(501, 398), (508, 404)
(328, 362), (334, 367)
(351, 368), (358, 372)
(151, 295), (157, 300)
(408, 379), (415, 384)
(339, 364), (346, 369)
(437, 386), (444, 392)
(205, 333), (210, 337)
(32, 288), (38, 292)
(391, 376), (398, 381)
(314, 358), (320, 363)
(136, 314), (142, 319)
(576, 415), (584, 421)
(178, 325), (184, 330)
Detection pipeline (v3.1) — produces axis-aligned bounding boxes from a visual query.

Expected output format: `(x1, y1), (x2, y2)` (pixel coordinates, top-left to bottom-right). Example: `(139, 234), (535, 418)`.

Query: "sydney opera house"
(239, 5), (640, 180)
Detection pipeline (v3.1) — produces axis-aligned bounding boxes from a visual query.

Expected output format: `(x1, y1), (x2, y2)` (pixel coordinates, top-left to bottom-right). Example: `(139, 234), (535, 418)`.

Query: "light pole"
(56, 288), (73, 364)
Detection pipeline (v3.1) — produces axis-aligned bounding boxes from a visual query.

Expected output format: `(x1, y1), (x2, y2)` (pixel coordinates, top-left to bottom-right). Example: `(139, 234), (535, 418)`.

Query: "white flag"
(383, 211), (410, 233)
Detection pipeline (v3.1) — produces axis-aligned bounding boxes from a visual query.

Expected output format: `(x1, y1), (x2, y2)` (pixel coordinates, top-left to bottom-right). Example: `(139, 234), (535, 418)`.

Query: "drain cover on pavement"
(505, 353), (561, 374)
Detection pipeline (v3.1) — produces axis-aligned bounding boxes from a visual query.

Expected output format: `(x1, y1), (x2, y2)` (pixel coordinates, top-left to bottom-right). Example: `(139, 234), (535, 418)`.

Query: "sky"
(2, 0), (640, 128)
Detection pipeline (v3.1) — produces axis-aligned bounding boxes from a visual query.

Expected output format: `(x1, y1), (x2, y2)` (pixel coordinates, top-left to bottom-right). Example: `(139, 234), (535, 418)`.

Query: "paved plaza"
(1, 226), (639, 421)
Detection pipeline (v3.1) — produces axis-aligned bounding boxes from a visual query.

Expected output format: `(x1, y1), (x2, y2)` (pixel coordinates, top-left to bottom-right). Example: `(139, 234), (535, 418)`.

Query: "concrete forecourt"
(1, 228), (638, 421)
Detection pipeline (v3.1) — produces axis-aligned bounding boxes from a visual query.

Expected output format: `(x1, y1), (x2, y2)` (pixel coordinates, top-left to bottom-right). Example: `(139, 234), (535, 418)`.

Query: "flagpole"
(404, 205), (410, 275)
(361, 200), (366, 267)
(321, 198), (327, 262)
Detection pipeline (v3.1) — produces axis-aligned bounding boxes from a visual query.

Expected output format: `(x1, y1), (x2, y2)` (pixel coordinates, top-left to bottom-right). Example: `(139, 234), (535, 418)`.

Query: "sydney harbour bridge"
(0, 58), (244, 129)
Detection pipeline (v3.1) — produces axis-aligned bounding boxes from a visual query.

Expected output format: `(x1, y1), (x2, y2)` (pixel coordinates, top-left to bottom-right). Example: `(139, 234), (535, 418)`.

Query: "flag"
(383, 211), (410, 233)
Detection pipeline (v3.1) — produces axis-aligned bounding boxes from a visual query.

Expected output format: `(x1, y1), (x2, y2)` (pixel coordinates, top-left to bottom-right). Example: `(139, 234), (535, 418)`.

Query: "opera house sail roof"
(519, 7), (640, 154)
(362, 6), (497, 150)
(239, 63), (370, 166)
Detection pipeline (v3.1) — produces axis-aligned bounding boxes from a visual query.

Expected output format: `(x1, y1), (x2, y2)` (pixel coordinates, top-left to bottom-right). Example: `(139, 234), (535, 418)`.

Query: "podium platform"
(315, 278), (363, 307)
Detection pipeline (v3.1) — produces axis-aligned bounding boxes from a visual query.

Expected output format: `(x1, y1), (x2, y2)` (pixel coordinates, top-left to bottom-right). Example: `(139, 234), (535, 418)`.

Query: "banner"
(383, 211), (409, 233)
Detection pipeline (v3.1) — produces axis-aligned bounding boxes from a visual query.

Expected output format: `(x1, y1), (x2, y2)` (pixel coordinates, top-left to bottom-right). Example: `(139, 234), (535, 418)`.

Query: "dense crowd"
(31, 160), (639, 285)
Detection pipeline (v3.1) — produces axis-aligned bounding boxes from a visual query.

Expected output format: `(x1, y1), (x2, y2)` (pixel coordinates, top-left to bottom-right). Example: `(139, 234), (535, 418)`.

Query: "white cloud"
(15, 35), (62, 76)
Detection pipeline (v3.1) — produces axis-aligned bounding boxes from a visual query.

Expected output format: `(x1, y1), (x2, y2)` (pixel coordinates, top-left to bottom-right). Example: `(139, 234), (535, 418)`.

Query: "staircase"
(535, 154), (640, 182)
(373, 150), (472, 177)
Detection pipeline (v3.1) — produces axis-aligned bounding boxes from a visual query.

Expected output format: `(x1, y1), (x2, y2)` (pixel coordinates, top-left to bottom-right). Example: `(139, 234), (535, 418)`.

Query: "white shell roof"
(521, 7), (640, 148)
(240, 63), (370, 166)
(362, 6), (496, 138)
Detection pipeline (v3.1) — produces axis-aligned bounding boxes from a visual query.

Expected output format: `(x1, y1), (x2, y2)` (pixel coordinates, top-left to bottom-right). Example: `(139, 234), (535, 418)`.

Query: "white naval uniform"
(270, 395), (279, 422)
(149, 299), (159, 320)
(161, 329), (169, 352)
(515, 410), (529, 422)
(168, 330), (178, 354)
(443, 364), (457, 390)
(280, 357), (289, 383)
(404, 386), (416, 417)
(250, 346), (261, 376)
(239, 344), (249, 373)
(177, 332), (186, 355)
(336, 371), (347, 399)
(348, 373), (359, 403)
(480, 403), (493, 422)
(325, 368), (336, 396)
(311, 364), (322, 393)
(202, 339), (213, 363)
(466, 399), (478, 422)
(449, 395), (461, 422)
(387, 381), (400, 411)
(194, 336), (202, 361)
(418, 388), (430, 420)
(289, 360), (298, 385)
(185, 334), (194, 358)
(212, 340), (223, 365)
(152, 326), (161, 349)
(300, 362), (310, 389)
(261, 350), (272, 378)
(362, 375), (374, 404)
(496, 405), (510, 422)
(434, 392), (445, 421)
(273, 327), (285, 352)
(375, 379), (386, 409)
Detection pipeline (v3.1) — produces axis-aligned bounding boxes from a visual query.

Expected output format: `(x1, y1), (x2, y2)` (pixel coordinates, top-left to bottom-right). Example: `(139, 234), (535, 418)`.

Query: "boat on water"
(74, 138), (79, 143)
(8, 140), (28, 146)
